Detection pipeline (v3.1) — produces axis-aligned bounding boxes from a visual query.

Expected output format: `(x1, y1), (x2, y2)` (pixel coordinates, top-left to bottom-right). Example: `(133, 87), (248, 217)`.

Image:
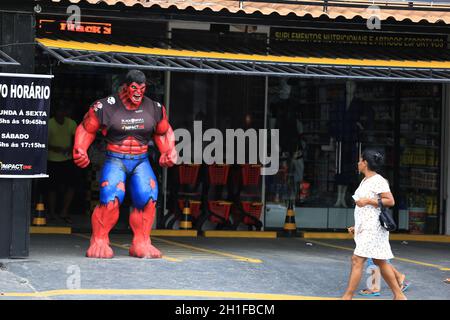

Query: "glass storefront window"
(397, 83), (442, 234)
(265, 78), (442, 234)
(32, 62), (166, 231)
(163, 72), (265, 230)
(35, 42), (444, 235)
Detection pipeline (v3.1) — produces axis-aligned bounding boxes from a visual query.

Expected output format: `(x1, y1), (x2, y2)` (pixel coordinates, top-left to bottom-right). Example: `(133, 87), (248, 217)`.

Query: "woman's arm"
(356, 192), (395, 208)
(375, 192), (395, 208)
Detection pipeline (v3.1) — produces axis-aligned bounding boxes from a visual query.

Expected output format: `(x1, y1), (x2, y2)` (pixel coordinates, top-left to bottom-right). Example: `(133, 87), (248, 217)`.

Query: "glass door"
(397, 83), (442, 234)
(265, 78), (389, 231)
(264, 78), (443, 234)
(265, 78), (349, 230)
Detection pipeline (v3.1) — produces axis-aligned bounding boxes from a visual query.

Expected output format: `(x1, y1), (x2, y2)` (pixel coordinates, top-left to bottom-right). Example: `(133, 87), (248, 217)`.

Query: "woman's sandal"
(400, 281), (411, 292)
(358, 289), (381, 296)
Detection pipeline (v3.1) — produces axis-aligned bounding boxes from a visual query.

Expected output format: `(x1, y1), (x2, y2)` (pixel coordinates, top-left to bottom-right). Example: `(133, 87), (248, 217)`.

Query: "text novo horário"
(0, 83), (51, 100)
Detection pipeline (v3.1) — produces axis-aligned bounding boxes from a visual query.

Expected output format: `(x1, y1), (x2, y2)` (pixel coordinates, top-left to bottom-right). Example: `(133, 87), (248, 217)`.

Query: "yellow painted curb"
(203, 231), (277, 239)
(301, 232), (450, 243)
(30, 226), (72, 235)
(152, 229), (198, 237)
(302, 232), (353, 240)
(0, 288), (340, 300)
(390, 234), (450, 243)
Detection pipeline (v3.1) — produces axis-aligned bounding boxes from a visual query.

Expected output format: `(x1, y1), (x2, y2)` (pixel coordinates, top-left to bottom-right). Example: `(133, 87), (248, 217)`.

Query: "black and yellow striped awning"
(37, 37), (450, 82)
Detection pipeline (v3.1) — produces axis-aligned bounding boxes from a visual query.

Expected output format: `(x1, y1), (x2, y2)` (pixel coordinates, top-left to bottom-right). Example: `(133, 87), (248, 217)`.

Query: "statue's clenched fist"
(73, 147), (90, 168)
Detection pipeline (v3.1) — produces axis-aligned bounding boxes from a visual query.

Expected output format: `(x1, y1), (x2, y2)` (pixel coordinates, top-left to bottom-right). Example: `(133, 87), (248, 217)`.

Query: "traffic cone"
(179, 199), (193, 230)
(33, 195), (47, 226)
(283, 200), (297, 236)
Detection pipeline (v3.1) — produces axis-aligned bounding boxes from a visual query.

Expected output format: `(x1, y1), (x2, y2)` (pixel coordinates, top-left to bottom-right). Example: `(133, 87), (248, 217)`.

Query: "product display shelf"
(398, 85), (442, 233)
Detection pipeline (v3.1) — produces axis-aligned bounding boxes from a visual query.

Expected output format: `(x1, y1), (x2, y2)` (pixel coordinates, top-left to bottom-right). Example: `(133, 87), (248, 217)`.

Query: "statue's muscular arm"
(153, 106), (177, 167)
(73, 108), (100, 168)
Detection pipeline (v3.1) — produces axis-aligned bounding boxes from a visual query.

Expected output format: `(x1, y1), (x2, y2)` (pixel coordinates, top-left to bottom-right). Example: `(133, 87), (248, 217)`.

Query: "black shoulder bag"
(378, 195), (397, 232)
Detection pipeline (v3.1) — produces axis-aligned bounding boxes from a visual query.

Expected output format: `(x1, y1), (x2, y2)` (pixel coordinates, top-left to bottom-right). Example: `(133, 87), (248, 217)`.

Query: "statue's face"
(126, 82), (146, 106)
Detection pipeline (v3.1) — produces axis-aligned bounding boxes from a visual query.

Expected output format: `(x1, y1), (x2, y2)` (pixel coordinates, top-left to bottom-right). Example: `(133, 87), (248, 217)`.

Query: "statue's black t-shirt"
(91, 94), (163, 145)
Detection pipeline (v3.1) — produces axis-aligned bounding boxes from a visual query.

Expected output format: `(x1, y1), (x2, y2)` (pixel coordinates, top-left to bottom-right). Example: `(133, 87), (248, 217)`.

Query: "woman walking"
(342, 149), (407, 300)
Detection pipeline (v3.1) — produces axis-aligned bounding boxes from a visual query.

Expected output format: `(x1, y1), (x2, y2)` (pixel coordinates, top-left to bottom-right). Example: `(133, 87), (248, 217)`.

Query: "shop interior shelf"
(304, 101), (345, 105)
(402, 145), (440, 149)
(399, 165), (439, 170)
(303, 160), (331, 164)
(400, 131), (440, 135)
(364, 130), (394, 134)
(362, 98), (395, 102)
(400, 119), (441, 123)
(373, 119), (394, 122)
(400, 185), (439, 191)
(302, 131), (331, 135)
(400, 97), (441, 101)
(302, 142), (332, 146)
(360, 143), (394, 147)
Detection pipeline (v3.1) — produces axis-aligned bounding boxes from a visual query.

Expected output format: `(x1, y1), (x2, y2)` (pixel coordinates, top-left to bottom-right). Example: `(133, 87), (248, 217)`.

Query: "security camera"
(34, 4), (42, 14)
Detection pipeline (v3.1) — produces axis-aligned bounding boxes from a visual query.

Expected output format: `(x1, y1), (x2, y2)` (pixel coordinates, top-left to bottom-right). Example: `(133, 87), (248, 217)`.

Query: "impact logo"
(107, 96), (116, 105)
(121, 118), (145, 130)
(0, 161), (32, 171)
(93, 101), (103, 112)
(121, 124), (144, 131)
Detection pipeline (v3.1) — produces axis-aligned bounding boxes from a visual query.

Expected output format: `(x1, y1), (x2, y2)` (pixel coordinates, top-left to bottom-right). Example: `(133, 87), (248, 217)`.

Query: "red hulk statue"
(73, 70), (177, 259)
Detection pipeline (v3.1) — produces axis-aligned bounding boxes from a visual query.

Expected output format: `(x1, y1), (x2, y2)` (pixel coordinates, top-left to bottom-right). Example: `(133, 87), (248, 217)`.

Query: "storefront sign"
(59, 22), (112, 34)
(39, 19), (112, 35)
(0, 73), (53, 178)
(271, 28), (447, 50)
(37, 16), (166, 40)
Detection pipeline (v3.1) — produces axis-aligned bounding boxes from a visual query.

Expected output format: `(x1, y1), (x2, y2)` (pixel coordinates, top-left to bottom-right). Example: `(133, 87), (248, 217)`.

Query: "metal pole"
(262, 75), (268, 231)
(162, 70), (171, 228)
(442, 83), (449, 235)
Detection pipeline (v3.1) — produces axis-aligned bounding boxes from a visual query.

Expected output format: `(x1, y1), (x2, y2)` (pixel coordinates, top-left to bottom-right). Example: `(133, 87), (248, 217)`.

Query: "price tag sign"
(0, 73), (53, 178)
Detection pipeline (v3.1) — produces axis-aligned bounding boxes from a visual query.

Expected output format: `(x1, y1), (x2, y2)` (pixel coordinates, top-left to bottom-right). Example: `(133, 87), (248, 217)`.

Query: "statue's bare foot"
(129, 241), (162, 259)
(86, 238), (114, 259)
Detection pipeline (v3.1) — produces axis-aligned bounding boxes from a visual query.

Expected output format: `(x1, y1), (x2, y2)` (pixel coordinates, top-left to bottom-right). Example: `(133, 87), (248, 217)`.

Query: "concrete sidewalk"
(0, 234), (449, 300)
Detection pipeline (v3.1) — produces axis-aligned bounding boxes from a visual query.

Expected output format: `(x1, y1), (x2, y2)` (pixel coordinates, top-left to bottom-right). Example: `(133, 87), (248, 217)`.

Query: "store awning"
(49, 0), (450, 25)
(37, 37), (450, 82)
(0, 50), (20, 67)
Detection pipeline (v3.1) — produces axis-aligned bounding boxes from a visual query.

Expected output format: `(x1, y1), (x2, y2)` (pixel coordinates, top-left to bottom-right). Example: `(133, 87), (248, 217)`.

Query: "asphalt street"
(0, 234), (449, 300)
